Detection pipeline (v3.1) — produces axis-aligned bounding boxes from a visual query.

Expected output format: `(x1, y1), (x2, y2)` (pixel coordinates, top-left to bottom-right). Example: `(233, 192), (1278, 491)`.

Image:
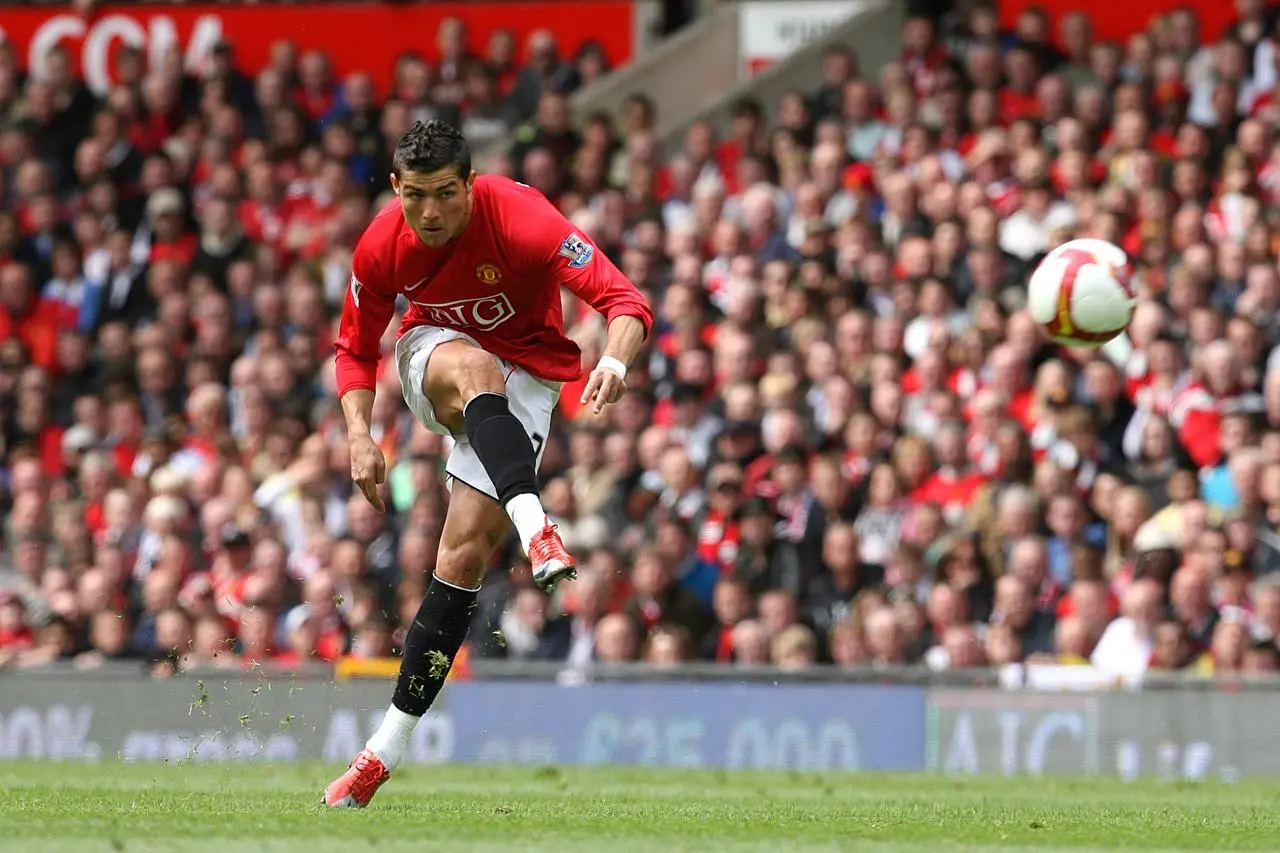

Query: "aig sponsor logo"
(411, 293), (516, 332)
(928, 691), (1100, 776)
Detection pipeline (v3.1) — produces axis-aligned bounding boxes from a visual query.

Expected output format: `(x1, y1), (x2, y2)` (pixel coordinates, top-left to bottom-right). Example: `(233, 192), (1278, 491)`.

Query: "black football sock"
(463, 392), (540, 503)
(391, 575), (478, 716)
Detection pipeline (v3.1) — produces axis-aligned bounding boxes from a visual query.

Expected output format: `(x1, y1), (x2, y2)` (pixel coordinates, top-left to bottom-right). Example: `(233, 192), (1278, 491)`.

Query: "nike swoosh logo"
(403, 277), (429, 292)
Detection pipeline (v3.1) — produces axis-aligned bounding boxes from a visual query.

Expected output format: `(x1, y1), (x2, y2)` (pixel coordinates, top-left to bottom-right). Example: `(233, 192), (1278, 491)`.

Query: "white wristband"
(596, 356), (627, 381)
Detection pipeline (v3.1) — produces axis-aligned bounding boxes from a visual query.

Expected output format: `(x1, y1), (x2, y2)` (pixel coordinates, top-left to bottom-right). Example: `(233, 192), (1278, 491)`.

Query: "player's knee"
(454, 347), (505, 401)
(426, 342), (505, 430)
(435, 541), (489, 589)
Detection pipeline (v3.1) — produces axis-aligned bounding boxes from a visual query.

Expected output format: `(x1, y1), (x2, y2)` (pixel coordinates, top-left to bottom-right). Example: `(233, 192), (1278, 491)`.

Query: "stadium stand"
(2, 1), (1280, 686)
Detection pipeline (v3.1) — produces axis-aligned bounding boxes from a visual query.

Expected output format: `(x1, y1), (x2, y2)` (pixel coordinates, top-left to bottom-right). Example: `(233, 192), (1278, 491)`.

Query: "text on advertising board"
(738, 1), (863, 76)
(0, 678), (927, 772)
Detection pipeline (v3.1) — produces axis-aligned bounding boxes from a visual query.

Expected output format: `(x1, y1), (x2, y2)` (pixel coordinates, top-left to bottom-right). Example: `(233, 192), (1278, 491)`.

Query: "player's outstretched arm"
(340, 388), (387, 512)
(334, 257), (396, 512)
(581, 314), (647, 415)
(539, 229), (653, 415)
(505, 184), (655, 412)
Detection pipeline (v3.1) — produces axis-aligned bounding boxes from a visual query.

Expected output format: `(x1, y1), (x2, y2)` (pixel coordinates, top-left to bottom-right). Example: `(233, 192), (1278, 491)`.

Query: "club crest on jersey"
(475, 262), (503, 285)
(558, 233), (594, 268)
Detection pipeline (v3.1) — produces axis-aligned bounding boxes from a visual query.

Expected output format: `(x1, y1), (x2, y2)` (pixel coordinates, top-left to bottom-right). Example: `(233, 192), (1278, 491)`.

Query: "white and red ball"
(1026, 239), (1135, 348)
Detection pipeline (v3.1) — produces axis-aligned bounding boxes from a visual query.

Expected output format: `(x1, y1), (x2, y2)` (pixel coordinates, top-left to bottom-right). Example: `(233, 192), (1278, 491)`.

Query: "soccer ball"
(1026, 238), (1135, 348)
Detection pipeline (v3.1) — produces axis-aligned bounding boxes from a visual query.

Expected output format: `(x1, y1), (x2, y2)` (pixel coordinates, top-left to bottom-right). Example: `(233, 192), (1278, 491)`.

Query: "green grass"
(0, 762), (1278, 852)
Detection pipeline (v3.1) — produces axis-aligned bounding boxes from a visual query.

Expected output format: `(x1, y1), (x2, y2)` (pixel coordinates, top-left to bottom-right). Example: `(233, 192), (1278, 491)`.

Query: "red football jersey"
(334, 175), (653, 397)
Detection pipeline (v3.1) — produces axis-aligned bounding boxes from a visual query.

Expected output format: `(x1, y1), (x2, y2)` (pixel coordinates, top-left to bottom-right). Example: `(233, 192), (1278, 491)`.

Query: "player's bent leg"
(424, 339), (576, 592)
(421, 338), (509, 432)
(432, 475), (511, 587)
(324, 481), (508, 809)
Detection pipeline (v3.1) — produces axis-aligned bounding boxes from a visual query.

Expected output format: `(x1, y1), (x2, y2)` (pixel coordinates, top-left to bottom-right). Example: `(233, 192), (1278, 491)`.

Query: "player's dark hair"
(392, 119), (471, 180)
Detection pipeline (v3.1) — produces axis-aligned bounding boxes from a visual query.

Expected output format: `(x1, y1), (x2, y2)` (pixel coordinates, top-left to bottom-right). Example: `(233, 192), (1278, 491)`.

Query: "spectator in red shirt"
(696, 463), (745, 573)
(0, 593), (35, 654)
(702, 575), (752, 662)
(0, 262), (59, 371)
(144, 188), (197, 267)
(1001, 46), (1042, 124)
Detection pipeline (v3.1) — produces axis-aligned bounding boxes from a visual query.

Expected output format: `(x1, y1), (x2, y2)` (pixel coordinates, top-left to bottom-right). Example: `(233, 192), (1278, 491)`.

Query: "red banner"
(0, 3), (635, 96)
(998, 1), (1238, 46)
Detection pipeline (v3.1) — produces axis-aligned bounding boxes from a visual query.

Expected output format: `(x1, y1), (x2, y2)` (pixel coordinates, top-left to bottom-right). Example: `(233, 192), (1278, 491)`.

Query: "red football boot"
(323, 749), (390, 808)
(529, 521), (577, 592)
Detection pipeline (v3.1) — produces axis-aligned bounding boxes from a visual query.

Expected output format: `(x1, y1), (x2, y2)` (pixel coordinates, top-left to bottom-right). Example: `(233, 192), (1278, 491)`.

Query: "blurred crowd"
(5, 0), (1280, 684)
(0, 18), (611, 673)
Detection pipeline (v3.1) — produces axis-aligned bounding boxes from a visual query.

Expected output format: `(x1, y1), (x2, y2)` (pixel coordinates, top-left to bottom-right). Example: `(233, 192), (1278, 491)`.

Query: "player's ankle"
(505, 492), (549, 552)
(365, 741), (406, 773)
(365, 705), (420, 771)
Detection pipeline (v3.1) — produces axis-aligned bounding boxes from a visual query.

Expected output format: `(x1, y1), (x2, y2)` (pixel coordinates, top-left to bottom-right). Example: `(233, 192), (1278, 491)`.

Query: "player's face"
(391, 167), (474, 247)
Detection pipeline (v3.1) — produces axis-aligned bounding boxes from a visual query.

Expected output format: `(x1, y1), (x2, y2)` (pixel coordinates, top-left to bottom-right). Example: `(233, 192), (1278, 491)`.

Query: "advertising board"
(5, 671), (1278, 780)
(0, 3), (638, 97)
(738, 1), (865, 76)
(0, 674), (926, 772)
(929, 688), (1272, 781)
(996, 1), (1237, 46)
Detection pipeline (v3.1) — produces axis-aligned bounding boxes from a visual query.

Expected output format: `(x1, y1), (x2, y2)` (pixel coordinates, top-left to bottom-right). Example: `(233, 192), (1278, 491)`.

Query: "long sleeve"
(333, 249), (396, 398)
(552, 233), (654, 338)
(509, 187), (654, 338)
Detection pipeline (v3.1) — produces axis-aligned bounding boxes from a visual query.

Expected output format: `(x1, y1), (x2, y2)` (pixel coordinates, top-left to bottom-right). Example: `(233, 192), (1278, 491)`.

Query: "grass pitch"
(0, 761), (1278, 852)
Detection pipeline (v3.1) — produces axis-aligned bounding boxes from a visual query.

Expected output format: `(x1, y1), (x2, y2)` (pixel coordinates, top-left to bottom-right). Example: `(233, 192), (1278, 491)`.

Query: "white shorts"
(395, 325), (561, 501)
